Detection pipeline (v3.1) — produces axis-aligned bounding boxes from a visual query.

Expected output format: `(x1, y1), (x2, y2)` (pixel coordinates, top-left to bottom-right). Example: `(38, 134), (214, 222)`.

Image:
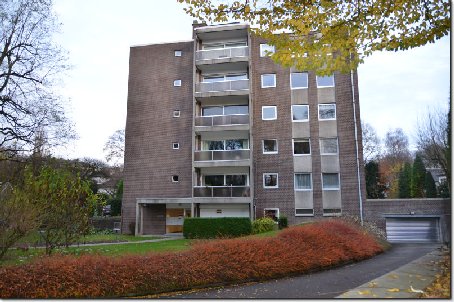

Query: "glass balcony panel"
(231, 186), (250, 197)
(193, 186), (251, 198)
(195, 115), (249, 127)
(212, 187), (230, 197)
(194, 187), (211, 197)
(196, 46), (248, 61)
(195, 79), (249, 93)
(212, 150), (250, 161)
(194, 151), (212, 161)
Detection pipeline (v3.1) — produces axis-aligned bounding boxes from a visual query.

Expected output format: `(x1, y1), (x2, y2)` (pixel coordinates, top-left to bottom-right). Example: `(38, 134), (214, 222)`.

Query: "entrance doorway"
(166, 208), (191, 233)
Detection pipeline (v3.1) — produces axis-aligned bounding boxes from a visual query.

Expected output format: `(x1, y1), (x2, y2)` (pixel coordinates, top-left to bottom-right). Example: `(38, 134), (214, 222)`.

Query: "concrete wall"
(363, 198), (451, 243)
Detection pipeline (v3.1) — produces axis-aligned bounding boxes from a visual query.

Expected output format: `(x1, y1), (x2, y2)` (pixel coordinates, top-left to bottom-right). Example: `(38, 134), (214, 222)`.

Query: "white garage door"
(385, 217), (440, 243)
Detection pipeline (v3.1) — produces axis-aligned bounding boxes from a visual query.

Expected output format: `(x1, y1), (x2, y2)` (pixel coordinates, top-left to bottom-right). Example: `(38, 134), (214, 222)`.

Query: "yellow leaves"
(358, 289), (372, 295)
(387, 288), (400, 292)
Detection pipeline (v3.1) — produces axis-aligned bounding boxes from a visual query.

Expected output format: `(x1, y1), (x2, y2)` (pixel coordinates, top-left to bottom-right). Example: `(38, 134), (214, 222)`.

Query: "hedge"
(183, 217), (252, 239)
(0, 220), (383, 298)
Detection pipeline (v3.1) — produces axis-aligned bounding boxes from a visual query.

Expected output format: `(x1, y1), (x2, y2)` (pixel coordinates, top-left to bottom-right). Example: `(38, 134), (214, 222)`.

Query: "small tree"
(398, 163), (412, 198)
(411, 154), (426, 198)
(27, 167), (98, 254)
(365, 161), (386, 199)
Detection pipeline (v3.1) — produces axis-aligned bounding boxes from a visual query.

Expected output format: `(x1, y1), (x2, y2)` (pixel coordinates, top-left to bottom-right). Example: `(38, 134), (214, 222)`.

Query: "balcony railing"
(195, 114), (249, 127)
(195, 79), (249, 93)
(196, 46), (249, 61)
(194, 186), (250, 198)
(194, 150), (250, 161)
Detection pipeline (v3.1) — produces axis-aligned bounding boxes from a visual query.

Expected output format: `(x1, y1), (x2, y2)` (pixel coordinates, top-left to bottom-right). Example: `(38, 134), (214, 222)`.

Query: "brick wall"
(142, 204), (166, 235)
(122, 41), (194, 234)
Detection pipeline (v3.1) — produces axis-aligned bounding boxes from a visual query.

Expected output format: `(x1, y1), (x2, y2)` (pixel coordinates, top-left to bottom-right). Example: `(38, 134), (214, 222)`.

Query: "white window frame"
(263, 173), (279, 189)
(202, 73), (248, 83)
(261, 74), (276, 88)
(318, 104), (336, 121)
(262, 106), (277, 120)
(294, 173), (312, 191)
(321, 173), (341, 190)
(262, 139), (278, 154)
(295, 208), (314, 217)
(316, 75), (335, 88)
(172, 175), (179, 183)
(172, 142), (179, 150)
(320, 138), (339, 155)
(260, 44), (275, 57)
(203, 174), (249, 187)
(173, 79), (182, 87)
(202, 105), (249, 117)
(290, 72), (309, 89)
(293, 139), (311, 156)
(264, 208), (280, 222)
(201, 139), (250, 151)
(291, 105), (309, 122)
(174, 50), (182, 57)
(173, 110), (180, 118)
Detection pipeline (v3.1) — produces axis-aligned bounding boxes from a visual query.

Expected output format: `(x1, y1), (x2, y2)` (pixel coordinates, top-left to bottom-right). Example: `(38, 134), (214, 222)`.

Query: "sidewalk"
(337, 246), (447, 298)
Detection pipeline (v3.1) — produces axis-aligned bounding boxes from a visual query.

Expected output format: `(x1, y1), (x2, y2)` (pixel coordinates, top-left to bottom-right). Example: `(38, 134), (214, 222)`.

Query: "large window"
(260, 44), (275, 57)
(320, 138), (338, 154)
(204, 174), (247, 186)
(261, 74), (276, 88)
(292, 105), (309, 122)
(316, 75), (334, 87)
(290, 72), (308, 89)
(202, 139), (249, 151)
(203, 41), (247, 50)
(263, 139), (278, 154)
(294, 173), (312, 190)
(262, 106), (277, 120)
(263, 173), (278, 188)
(202, 105), (248, 116)
(318, 104), (336, 120)
(293, 139), (311, 155)
(202, 73), (248, 82)
(322, 173), (340, 190)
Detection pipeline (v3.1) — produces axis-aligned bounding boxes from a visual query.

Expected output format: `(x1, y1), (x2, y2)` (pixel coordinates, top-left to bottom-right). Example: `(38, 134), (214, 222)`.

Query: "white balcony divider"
(196, 46), (248, 61)
(195, 114), (249, 127)
(195, 79), (249, 93)
(193, 186), (251, 198)
(194, 150), (250, 161)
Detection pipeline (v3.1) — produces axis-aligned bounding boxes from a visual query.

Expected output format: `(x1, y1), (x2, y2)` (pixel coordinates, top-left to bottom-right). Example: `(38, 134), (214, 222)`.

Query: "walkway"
(160, 244), (445, 299)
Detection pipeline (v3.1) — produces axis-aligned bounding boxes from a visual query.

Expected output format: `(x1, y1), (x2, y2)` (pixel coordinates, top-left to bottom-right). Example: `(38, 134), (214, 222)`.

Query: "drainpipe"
(350, 70), (364, 225)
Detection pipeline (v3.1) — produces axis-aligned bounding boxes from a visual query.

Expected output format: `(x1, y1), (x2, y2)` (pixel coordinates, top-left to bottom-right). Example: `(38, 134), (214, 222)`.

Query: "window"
(204, 175), (224, 186)
(293, 139), (311, 155)
(316, 75), (334, 87)
(323, 208), (342, 216)
(322, 173), (340, 190)
(226, 175), (247, 186)
(202, 106), (223, 116)
(173, 110), (180, 118)
(292, 105), (309, 122)
(203, 41), (247, 50)
(263, 139), (278, 154)
(263, 173), (278, 188)
(294, 173), (312, 190)
(174, 50), (182, 57)
(204, 174), (247, 186)
(261, 74), (276, 88)
(290, 72), (308, 89)
(262, 106), (277, 120)
(202, 73), (247, 83)
(264, 208), (279, 222)
(172, 175), (179, 182)
(173, 79), (181, 86)
(202, 105), (248, 116)
(320, 138), (338, 154)
(318, 104), (336, 120)
(260, 44), (275, 57)
(202, 139), (249, 151)
(295, 209), (314, 216)
(172, 142), (179, 149)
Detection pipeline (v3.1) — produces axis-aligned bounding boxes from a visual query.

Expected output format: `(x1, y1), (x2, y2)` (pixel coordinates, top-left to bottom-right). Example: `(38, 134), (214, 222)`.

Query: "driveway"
(162, 244), (441, 299)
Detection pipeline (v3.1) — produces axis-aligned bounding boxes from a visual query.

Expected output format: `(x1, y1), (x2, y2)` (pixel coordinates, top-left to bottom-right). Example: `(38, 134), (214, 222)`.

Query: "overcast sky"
(52, 0), (450, 162)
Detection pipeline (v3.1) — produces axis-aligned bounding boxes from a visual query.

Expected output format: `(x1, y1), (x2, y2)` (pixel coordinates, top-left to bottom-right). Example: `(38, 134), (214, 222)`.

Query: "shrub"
(278, 216), (288, 230)
(0, 220), (383, 298)
(252, 217), (276, 234)
(183, 217), (252, 239)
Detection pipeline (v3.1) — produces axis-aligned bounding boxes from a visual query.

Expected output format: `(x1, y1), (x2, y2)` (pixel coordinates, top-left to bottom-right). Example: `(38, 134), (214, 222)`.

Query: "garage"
(385, 216), (441, 243)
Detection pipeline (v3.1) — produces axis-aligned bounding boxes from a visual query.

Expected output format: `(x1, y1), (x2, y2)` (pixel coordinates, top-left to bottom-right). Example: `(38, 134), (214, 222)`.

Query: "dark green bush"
(183, 217), (252, 239)
(252, 217), (276, 234)
(278, 216), (288, 230)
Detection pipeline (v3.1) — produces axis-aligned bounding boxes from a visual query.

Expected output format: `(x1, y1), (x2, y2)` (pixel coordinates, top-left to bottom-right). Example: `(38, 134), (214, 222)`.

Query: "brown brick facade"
(122, 41), (194, 234)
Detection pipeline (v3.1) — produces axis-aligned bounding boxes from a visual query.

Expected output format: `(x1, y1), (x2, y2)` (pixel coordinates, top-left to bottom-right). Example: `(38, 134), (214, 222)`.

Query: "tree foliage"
(365, 160), (385, 199)
(411, 153), (426, 198)
(398, 162), (412, 198)
(0, 0), (75, 160)
(179, 0), (450, 75)
(362, 122), (381, 163)
(424, 171), (437, 198)
(103, 129), (125, 166)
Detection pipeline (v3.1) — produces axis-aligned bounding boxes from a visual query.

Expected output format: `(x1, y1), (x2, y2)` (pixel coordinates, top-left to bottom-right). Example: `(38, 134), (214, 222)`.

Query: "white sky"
(52, 0), (451, 162)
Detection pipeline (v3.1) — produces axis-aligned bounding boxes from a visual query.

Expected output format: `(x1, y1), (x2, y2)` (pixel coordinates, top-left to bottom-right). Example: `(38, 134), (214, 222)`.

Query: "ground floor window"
(264, 208), (279, 222)
(263, 173), (278, 188)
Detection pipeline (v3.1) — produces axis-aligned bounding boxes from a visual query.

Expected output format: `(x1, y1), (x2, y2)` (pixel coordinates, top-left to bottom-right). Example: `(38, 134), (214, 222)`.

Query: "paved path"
(162, 244), (443, 299)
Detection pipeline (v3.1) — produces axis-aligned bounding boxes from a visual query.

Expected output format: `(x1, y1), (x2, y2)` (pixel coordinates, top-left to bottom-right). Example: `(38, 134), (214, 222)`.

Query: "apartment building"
(122, 22), (366, 235)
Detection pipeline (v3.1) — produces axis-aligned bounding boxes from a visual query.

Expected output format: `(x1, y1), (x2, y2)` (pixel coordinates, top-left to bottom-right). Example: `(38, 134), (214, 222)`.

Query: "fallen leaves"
(420, 253), (451, 298)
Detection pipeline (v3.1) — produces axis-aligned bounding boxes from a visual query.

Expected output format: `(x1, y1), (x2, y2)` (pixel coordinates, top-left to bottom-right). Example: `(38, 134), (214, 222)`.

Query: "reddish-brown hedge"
(0, 220), (383, 298)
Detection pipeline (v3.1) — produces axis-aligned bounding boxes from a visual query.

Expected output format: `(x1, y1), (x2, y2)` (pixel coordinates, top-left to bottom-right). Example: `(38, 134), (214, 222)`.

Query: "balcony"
(196, 46), (249, 66)
(194, 186), (250, 198)
(195, 114), (249, 132)
(193, 150), (250, 167)
(195, 79), (249, 99)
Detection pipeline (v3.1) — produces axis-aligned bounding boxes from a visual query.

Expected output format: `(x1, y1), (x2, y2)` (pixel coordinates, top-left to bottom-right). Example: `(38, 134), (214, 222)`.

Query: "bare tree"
(416, 106), (450, 192)
(384, 128), (411, 165)
(0, 0), (75, 160)
(361, 122), (381, 163)
(103, 129), (125, 166)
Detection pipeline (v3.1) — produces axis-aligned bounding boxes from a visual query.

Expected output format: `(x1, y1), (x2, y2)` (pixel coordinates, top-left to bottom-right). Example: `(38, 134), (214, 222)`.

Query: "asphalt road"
(162, 243), (441, 299)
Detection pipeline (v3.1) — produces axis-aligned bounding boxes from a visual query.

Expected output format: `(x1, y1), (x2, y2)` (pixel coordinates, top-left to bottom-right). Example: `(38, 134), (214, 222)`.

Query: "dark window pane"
(208, 141), (224, 150)
(264, 174), (278, 187)
(294, 140), (310, 154)
(263, 140), (277, 152)
(205, 175), (224, 186)
(202, 106), (223, 116)
(226, 175), (246, 186)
